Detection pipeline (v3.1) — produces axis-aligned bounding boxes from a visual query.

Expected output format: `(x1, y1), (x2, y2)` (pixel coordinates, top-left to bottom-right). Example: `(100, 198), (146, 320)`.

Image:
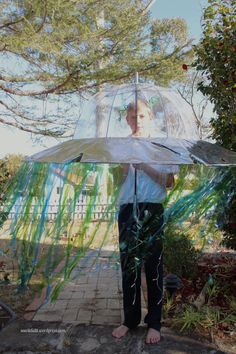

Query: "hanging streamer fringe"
(0, 163), (235, 301)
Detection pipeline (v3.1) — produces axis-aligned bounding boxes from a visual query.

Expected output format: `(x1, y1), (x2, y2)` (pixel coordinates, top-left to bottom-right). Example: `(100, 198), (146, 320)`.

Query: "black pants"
(118, 203), (164, 332)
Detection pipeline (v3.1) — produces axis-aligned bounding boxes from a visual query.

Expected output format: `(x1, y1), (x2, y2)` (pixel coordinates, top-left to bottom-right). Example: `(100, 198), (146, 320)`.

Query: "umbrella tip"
(135, 72), (139, 84)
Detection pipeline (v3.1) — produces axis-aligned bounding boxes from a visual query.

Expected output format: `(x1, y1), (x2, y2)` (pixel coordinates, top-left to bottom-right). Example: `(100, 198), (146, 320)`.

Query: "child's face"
(126, 103), (152, 136)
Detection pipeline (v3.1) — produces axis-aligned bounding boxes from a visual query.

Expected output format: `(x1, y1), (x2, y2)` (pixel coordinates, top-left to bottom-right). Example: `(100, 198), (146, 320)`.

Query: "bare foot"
(112, 324), (129, 338)
(145, 328), (161, 344)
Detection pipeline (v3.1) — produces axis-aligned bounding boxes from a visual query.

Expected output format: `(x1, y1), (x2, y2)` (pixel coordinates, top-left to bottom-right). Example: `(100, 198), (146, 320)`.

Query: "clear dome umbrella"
(73, 78), (200, 140)
(28, 75), (236, 223)
(28, 76), (236, 166)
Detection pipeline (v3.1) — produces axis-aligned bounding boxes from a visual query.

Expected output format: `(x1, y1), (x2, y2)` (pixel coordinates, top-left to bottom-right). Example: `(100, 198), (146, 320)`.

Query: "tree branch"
(177, 87), (202, 126)
(0, 18), (24, 30)
(140, 0), (156, 15)
(0, 73), (49, 83)
(0, 72), (74, 96)
(0, 99), (56, 125)
(35, 0), (48, 33)
(0, 116), (73, 138)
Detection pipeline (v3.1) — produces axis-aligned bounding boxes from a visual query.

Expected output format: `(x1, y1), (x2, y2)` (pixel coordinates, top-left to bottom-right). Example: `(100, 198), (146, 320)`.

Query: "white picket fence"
(1, 196), (117, 221)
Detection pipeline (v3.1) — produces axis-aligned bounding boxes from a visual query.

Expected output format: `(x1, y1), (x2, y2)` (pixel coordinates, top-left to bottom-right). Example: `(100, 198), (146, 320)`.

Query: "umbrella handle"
(133, 167), (139, 222)
(133, 72), (140, 222)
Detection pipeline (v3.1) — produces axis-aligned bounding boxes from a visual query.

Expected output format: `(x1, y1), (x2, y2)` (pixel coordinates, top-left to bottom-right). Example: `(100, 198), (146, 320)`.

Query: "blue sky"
(151, 0), (207, 40)
(0, 0), (209, 158)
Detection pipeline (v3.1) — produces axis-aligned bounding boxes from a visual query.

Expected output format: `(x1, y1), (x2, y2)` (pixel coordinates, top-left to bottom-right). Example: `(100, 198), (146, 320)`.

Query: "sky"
(0, 0), (208, 158)
(151, 0), (207, 41)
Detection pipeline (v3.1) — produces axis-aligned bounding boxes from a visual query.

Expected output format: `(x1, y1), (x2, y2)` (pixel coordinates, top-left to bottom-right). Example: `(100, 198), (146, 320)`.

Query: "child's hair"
(126, 99), (153, 118)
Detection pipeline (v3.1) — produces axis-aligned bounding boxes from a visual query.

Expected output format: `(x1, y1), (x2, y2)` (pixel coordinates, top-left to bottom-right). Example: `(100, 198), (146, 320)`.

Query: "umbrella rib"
(63, 153), (83, 163)
(151, 142), (181, 155)
(189, 154), (208, 165)
(106, 87), (120, 137)
(155, 87), (169, 137)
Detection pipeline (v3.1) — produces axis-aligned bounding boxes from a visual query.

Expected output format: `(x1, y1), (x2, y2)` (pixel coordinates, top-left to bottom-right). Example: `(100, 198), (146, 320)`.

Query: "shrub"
(163, 229), (200, 279)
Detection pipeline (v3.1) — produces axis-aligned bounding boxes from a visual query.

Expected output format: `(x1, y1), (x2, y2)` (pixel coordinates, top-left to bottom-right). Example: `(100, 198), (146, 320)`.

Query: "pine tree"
(0, 0), (192, 137)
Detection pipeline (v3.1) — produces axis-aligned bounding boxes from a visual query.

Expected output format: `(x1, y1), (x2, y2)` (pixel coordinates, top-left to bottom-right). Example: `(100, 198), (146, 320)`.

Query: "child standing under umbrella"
(112, 100), (177, 344)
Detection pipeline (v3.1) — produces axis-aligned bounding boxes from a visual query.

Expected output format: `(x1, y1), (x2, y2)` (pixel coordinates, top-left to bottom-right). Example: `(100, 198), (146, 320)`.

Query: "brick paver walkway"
(25, 248), (147, 326)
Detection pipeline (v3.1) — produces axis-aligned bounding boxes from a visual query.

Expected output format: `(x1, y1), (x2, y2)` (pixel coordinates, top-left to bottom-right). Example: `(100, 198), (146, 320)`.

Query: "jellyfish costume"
(1, 78), (236, 308)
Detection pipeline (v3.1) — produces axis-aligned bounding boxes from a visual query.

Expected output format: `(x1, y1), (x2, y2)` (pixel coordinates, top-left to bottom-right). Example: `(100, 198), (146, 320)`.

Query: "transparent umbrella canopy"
(28, 81), (236, 166)
(73, 82), (200, 140)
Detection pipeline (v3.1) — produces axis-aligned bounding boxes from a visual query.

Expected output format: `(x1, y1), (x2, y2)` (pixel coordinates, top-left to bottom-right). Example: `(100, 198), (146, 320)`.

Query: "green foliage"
(219, 193), (236, 250)
(173, 305), (203, 332)
(0, 154), (24, 192)
(163, 296), (175, 318)
(173, 304), (236, 332)
(163, 229), (200, 279)
(206, 283), (220, 304)
(194, 0), (236, 150)
(229, 298), (236, 312)
(150, 18), (192, 86)
(0, 156), (25, 229)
